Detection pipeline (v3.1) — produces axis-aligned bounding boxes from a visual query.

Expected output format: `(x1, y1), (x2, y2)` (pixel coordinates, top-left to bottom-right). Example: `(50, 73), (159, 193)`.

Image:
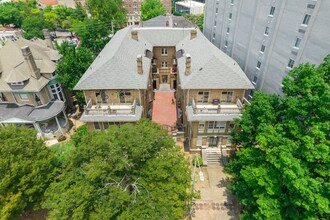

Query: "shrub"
(192, 155), (202, 167)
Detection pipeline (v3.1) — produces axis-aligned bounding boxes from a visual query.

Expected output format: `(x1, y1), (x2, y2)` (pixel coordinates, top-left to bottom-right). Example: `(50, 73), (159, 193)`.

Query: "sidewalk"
(192, 164), (238, 220)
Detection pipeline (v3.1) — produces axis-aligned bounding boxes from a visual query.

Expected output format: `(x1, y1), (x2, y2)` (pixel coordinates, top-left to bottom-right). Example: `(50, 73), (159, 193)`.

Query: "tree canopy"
(85, 0), (126, 28)
(43, 120), (191, 219)
(21, 15), (52, 39)
(0, 126), (55, 219)
(141, 0), (166, 21)
(225, 55), (330, 219)
(184, 14), (204, 32)
(55, 41), (94, 104)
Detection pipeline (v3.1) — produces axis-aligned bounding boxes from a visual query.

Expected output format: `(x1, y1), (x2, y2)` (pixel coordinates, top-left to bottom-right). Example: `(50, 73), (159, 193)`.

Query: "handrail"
(85, 99), (137, 115)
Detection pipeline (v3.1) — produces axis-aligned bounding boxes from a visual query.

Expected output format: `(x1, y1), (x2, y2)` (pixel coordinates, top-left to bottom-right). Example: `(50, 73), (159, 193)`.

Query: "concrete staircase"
(206, 148), (221, 164)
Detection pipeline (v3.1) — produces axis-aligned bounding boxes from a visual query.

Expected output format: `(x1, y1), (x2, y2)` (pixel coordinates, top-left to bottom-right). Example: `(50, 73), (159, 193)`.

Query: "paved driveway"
(191, 164), (238, 220)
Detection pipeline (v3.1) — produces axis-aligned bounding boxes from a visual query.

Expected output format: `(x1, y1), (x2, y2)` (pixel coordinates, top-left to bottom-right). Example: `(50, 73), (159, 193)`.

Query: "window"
(197, 91), (209, 103)
(229, 13), (232, 19)
(294, 38), (302, 48)
(265, 26), (269, 35)
(227, 27), (230, 33)
(19, 93), (29, 101)
(94, 122), (101, 130)
(269, 6), (275, 16)
(214, 20), (217, 26)
(288, 59), (295, 68)
(198, 122), (205, 133)
(256, 61), (261, 69)
(161, 48), (168, 55)
(11, 82), (24, 86)
(161, 61), (168, 68)
(216, 8), (218, 13)
(231, 0), (234, 4)
(213, 32), (215, 38)
(207, 121), (226, 133)
(249, 90), (254, 98)
(221, 91), (233, 103)
(119, 90), (131, 103)
(95, 90), (108, 103)
(224, 40), (228, 47)
(50, 83), (64, 101)
(302, 14), (311, 25)
(260, 44), (265, 53)
(229, 122), (235, 129)
(252, 76), (258, 84)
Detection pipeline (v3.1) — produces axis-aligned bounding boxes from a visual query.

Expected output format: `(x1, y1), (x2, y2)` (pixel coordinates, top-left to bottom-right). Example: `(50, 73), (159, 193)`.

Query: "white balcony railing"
(192, 98), (243, 115)
(85, 99), (137, 115)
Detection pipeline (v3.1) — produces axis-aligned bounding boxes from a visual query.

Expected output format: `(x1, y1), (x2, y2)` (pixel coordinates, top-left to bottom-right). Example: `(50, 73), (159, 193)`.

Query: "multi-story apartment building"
(74, 22), (253, 161)
(124, 0), (172, 25)
(0, 30), (68, 139)
(204, 0), (330, 96)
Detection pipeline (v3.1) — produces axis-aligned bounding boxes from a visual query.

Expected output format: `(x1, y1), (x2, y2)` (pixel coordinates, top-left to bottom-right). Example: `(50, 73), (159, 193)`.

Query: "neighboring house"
(0, 31), (68, 140)
(175, 1), (205, 15)
(74, 20), (254, 160)
(140, 15), (195, 28)
(204, 0), (330, 96)
(124, 0), (171, 26)
(0, 28), (21, 48)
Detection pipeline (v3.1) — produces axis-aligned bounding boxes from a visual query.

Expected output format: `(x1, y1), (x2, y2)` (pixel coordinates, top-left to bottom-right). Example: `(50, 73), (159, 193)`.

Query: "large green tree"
(56, 41), (94, 105)
(184, 14), (204, 32)
(85, 0), (126, 27)
(21, 15), (52, 39)
(141, 0), (166, 21)
(225, 55), (330, 219)
(43, 120), (191, 219)
(71, 18), (110, 55)
(0, 126), (55, 219)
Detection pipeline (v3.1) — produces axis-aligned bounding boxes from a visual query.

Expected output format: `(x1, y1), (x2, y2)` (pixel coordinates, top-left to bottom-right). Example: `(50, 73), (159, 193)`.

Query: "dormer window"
(11, 81), (24, 86)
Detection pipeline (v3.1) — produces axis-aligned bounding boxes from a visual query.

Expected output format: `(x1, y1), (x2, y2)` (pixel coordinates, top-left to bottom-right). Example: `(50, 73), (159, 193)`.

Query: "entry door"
(162, 75), (168, 83)
(208, 137), (218, 147)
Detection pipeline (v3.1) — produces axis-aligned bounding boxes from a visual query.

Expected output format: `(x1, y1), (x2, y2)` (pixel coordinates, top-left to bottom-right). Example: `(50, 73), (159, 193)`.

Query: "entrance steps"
(206, 148), (221, 164)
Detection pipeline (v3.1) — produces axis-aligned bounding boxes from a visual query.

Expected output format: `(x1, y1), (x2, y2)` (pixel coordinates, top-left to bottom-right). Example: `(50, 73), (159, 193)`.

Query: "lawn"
(49, 141), (75, 163)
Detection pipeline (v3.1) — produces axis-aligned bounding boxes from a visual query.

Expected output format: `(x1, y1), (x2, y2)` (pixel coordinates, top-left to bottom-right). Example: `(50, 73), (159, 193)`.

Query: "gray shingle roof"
(74, 27), (152, 90)
(74, 26), (254, 91)
(0, 100), (64, 123)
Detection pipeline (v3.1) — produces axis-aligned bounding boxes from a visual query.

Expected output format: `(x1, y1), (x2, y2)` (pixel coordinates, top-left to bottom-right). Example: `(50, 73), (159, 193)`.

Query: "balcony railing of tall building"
(85, 99), (137, 115)
(191, 98), (243, 114)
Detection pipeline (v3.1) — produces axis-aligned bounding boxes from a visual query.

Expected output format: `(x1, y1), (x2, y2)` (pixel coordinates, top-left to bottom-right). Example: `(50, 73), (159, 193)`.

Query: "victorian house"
(0, 31), (68, 139)
(74, 22), (254, 163)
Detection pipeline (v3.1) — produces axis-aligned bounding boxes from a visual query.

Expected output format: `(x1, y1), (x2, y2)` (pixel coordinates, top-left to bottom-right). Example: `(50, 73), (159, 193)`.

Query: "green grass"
(50, 141), (75, 164)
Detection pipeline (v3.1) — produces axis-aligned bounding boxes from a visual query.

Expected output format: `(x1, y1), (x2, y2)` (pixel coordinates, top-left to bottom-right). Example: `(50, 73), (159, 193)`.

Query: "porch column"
(33, 122), (44, 140)
(55, 116), (64, 135)
(62, 110), (68, 124)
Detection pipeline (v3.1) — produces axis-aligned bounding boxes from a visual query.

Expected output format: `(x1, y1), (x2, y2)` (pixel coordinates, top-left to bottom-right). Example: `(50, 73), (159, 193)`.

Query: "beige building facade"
(74, 20), (254, 162)
(124, 0), (172, 25)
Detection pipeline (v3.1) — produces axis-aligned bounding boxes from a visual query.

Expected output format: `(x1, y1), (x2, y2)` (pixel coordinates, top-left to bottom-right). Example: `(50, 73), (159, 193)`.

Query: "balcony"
(85, 99), (137, 115)
(80, 99), (143, 123)
(186, 98), (244, 122)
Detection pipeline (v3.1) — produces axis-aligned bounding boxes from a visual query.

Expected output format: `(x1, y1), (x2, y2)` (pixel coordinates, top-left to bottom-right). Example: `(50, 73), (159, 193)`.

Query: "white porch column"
(62, 110), (68, 124)
(55, 116), (64, 135)
(33, 122), (44, 139)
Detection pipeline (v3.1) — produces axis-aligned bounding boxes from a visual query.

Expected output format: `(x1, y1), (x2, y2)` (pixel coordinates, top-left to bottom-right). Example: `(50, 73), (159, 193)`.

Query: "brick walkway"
(191, 164), (239, 220)
(152, 91), (177, 127)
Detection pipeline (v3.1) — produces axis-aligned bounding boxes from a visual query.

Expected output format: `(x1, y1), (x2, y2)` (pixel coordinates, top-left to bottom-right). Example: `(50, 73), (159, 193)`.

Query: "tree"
(184, 13), (204, 32)
(0, 126), (55, 219)
(0, 3), (24, 27)
(43, 120), (191, 219)
(141, 0), (166, 21)
(0, 1), (38, 27)
(21, 15), (52, 39)
(55, 41), (94, 105)
(225, 55), (330, 219)
(86, 0), (127, 28)
(71, 18), (110, 55)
